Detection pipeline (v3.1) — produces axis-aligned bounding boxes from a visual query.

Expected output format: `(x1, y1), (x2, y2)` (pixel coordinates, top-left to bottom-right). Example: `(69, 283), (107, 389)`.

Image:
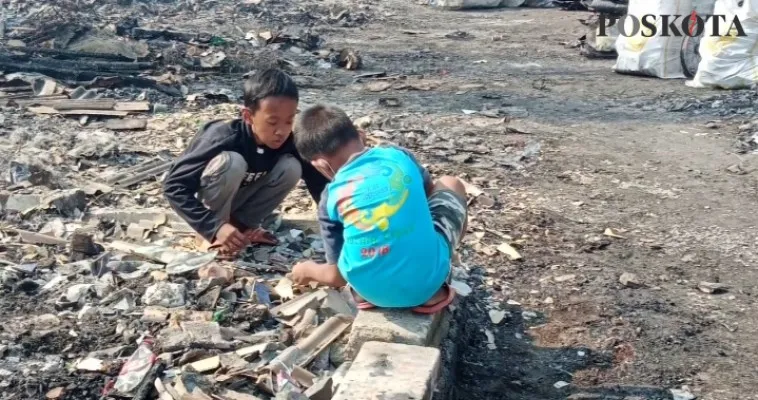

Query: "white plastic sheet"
(689, 0), (758, 88)
(429, 0), (522, 9)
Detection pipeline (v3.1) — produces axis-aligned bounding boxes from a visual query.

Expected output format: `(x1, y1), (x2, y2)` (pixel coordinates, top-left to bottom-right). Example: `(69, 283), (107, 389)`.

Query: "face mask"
(313, 159), (336, 181)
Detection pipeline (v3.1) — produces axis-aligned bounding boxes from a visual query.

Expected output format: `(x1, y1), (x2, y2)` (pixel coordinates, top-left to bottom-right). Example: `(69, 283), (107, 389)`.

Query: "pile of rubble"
(735, 118), (758, 154)
(1, 0), (368, 103)
(0, 79), (365, 397)
(617, 89), (758, 117)
(0, 198), (358, 399)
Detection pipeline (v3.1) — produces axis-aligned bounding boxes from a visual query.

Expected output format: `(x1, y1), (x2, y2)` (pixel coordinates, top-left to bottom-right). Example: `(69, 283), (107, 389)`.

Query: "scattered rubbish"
(76, 357), (107, 372)
(105, 118), (148, 131)
(603, 228), (625, 239)
(670, 388), (697, 400)
(521, 311), (538, 320)
(337, 49), (362, 70)
(142, 282), (186, 308)
(698, 281), (729, 294)
(378, 97), (401, 107)
(114, 336), (157, 394)
(619, 272), (642, 288)
(489, 309), (507, 324)
(450, 280), (472, 297)
(553, 274), (576, 283)
(484, 329), (497, 350)
(554, 381), (570, 389)
(45, 387), (64, 399)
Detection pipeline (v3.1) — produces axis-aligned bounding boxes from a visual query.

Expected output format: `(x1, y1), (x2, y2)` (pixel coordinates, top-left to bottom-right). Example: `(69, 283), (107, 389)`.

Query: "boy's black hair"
(294, 104), (361, 161)
(243, 68), (299, 110)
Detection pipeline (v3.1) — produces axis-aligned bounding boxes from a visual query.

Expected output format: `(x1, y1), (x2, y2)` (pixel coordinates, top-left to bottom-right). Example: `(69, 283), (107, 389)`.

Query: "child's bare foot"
(421, 286), (449, 307)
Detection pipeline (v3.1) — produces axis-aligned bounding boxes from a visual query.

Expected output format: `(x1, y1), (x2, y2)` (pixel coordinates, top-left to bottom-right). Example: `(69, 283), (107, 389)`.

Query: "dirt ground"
(314, 3), (758, 400)
(3, 1), (758, 399)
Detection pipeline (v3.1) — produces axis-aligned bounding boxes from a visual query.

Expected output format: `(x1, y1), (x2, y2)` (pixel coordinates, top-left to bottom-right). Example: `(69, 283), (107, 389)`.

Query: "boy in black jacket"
(163, 69), (329, 258)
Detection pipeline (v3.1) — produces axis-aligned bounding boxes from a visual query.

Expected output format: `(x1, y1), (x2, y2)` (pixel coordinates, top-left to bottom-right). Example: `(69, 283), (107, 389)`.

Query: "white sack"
(689, 0), (758, 89)
(614, 0), (716, 78)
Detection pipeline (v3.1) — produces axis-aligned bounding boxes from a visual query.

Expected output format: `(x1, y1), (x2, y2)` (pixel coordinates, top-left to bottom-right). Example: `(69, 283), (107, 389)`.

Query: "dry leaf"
(461, 179), (484, 197)
(603, 228), (625, 239)
(497, 243), (522, 260)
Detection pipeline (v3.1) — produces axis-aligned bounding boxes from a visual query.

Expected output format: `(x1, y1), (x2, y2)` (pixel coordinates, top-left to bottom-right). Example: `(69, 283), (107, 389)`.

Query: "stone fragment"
(197, 264), (234, 284)
(157, 321), (233, 352)
(142, 282), (186, 307)
(619, 272), (642, 288)
(345, 309), (444, 361)
(670, 388), (696, 400)
(46, 387), (64, 399)
(332, 342), (440, 400)
(5, 194), (41, 212)
(42, 189), (87, 217)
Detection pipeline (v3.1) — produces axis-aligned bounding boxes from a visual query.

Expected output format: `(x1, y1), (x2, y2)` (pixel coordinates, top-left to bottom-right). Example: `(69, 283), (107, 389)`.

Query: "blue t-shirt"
(317, 144), (450, 308)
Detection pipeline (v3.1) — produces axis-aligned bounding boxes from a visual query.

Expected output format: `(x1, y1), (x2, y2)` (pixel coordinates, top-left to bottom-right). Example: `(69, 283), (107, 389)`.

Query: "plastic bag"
(614, 0), (716, 78)
(113, 336), (157, 394)
(688, 0), (758, 88)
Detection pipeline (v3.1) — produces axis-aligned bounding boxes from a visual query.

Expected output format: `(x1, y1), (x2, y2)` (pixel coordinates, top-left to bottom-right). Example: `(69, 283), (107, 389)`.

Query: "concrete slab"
(332, 341), (441, 400)
(345, 308), (445, 360)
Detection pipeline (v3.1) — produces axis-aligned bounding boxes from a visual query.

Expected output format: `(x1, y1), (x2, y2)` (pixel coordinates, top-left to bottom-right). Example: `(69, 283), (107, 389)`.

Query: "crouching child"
(290, 104), (469, 313)
(162, 69), (329, 259)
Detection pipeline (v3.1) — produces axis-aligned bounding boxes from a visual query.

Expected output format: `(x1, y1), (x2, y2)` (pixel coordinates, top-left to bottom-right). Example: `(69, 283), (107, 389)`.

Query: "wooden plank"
(15, 229), (68, 245)
(114, 101), (150, 112)
(105, 118), (148, 130)
(11, 95), (69, 106)
(53, 99), (116, 110)
(59, 109), (130, 116)
(27, 106), (129, 117)
(27, 106), (59, 114)
(15, 98), (112, 108)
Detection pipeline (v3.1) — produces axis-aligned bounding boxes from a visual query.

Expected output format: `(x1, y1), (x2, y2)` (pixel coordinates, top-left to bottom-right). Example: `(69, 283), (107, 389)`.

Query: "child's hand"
(291, 261), (347, 288)
(291, 261), (315, 285)
(215, 223), (249, 251)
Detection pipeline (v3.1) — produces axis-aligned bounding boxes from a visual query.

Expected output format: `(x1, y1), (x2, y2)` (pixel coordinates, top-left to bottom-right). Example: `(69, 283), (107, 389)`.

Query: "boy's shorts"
(428, 189), (468, 260)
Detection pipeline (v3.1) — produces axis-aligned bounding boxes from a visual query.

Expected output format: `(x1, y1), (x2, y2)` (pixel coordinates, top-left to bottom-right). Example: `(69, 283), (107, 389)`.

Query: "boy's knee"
(270, 154), (302, 189)
(436, 175), (467, 199)
(202, 151), (248, 187)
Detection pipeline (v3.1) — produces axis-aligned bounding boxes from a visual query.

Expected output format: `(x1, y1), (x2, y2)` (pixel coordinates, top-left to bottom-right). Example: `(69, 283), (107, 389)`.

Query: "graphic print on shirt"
(336, 161), (412, 233)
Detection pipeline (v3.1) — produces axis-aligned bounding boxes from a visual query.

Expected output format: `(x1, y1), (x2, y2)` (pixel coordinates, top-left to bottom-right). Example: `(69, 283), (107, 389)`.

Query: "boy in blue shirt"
(290, 104), (468, 312)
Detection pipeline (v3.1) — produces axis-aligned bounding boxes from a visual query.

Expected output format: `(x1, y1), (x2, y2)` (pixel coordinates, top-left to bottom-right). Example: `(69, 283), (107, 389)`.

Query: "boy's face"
(243, 96), (298, 149)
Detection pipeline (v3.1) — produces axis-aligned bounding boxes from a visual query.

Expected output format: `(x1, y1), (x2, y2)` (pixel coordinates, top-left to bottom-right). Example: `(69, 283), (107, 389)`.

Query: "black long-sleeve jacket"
(162, 118), (328, 241)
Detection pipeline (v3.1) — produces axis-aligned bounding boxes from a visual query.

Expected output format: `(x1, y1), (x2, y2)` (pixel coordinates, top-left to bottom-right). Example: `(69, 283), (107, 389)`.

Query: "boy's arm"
(291, 188), (347, 287)
(163, 122), (231, 242)
(292, 260), (346, 288)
